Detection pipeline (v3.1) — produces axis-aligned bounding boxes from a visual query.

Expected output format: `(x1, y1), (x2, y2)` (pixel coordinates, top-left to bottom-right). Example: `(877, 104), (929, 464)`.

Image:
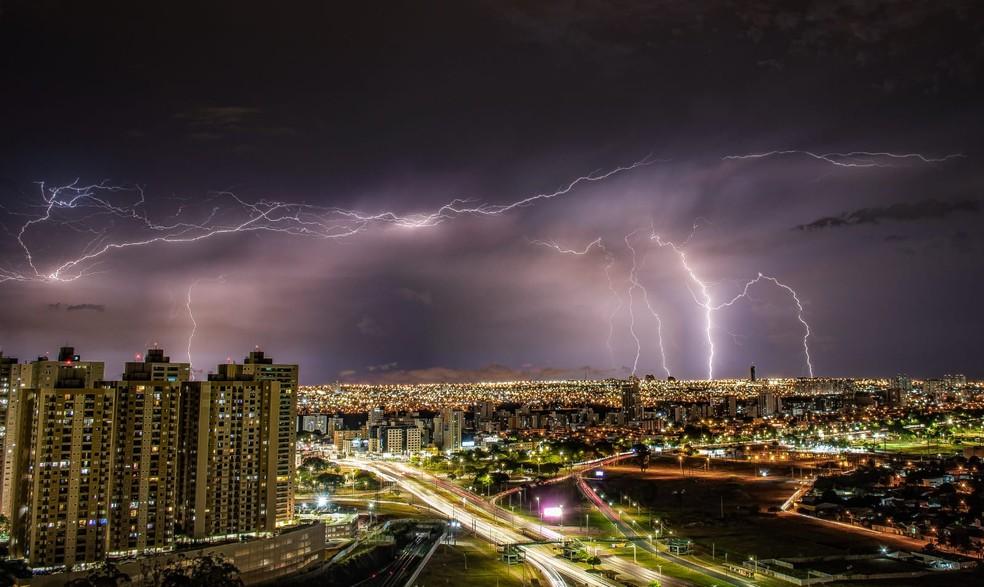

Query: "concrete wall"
(25, 522), (326, 586)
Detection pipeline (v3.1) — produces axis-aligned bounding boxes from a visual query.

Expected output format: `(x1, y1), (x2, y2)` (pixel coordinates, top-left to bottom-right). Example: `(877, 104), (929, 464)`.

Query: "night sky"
(1, 1), (982, 383)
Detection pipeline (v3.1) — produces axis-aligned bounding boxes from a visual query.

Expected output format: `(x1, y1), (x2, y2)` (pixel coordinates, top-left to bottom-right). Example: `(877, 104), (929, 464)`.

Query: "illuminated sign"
(542, 506), (563, 518)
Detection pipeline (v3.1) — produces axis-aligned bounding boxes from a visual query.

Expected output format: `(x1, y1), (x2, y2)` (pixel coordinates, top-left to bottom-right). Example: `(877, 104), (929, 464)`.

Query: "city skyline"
(1, 3), (982, 383)
(2, 3), (983, 586)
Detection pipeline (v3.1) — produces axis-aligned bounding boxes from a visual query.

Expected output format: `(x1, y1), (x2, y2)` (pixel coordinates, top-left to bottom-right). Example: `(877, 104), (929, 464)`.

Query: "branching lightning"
(650, 227), (815, 379)
(0, 148), (963, 379)
(711, 273), (814, 377)
(530, 237), (625, 370)
(624, 230), (670, 377)
(0, 156), (658, 284)
(650, 231), (717, 378)
(722, 150), (964, 168)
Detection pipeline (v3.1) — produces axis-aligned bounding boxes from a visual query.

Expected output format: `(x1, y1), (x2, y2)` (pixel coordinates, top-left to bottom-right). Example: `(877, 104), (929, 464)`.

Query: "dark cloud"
(0, 1), (982, 381)
(366, 361), (398, 372)
(396, 287), (432, 305)
(172, 106), (296, 142)
(48, 303), (106, 312)
(796, 199), (980, 231)
(356, 315), (384, 337)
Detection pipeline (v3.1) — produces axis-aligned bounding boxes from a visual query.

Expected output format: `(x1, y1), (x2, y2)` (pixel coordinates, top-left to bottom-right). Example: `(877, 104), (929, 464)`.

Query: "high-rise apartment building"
(106, 380), (181, 556)
(10, 386), (116, 569)
(621, 377), (643, 421)
(176, 373), (288, 539)
(757, 390), (781, 417)
(2, 348), (105, 519)
(220, 350), (298, 533)
(0, 352), (18, 516)
(1, 346), (297, 570)
(372, 425), (422, 455)
(122, 348), (190, 383)
(433, 408), (463, 452)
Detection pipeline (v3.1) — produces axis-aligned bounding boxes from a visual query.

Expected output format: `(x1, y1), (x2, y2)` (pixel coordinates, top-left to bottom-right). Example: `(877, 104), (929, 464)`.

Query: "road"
(347, 459), (601, 587)
(574, 471), (753, 587)
(376, 459), (717, 587)
(342, 455), (757, 586)
(489, 452), (636, 506)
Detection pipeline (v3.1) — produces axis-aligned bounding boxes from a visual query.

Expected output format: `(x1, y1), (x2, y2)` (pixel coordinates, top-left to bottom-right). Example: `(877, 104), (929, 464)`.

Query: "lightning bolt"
(623, 230), (670, 377)
(650, 227), (815, 379)
(722, 150), (964, 168)
(530, 237), (625, 370)
(711, 273), (814, 377)
(602, 254), (624, 371)
(1, 149), (961, 284)
(649, 231), (716, 378)
(528, 237), (605, 256)
(0, 156), (659, 284)
(186, 275), (226, 380)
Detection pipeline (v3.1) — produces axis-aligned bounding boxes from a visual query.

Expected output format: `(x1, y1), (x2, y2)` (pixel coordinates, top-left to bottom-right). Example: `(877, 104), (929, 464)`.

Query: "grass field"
(592, 459), (930, 559)
(415, 537), (541, 587)
(869, 439), (963, 455)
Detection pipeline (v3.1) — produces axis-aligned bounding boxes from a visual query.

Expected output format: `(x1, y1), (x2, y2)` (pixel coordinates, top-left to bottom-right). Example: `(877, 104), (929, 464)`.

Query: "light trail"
(353, 459), (614, 587)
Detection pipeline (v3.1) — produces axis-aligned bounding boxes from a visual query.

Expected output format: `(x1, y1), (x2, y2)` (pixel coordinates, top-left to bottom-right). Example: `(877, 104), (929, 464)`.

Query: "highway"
(341, 454), (754, 586)
(574, 471), (753, 587)
(359, 458), (718, 587)
(489, 452), (636, 506)
(347, 459), (603, 587)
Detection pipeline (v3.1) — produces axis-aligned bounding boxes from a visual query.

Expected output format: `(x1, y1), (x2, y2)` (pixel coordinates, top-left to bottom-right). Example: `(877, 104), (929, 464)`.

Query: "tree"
(159, 555), (243, 587)
(632, 443), (651, 472)
(65, 561), (131, 587)
(301, 457), (330, 472)
(315, 472), (345, 489)
(353, 470), (380, 490)
(586, 555), (602, 570)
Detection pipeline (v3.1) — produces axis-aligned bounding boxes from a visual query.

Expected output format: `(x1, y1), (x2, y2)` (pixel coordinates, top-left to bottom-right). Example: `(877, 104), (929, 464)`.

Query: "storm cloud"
(0, 1), (981, 381)
(796, 199), (980, 231)
(48, 303), (106, 312)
